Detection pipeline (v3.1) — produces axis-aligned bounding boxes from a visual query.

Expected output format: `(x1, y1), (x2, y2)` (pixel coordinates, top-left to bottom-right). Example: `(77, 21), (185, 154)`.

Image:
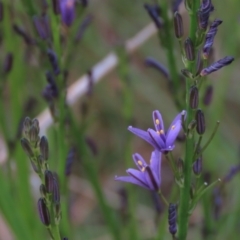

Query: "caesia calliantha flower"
(60, 0), (75, 26)
(128, 110), (186, 152)
(115, 150), (162, 191)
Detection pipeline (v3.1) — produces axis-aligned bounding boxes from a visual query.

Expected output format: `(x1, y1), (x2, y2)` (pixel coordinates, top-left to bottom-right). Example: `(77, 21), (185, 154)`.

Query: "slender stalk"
(178, 1), (200, 239)
(159, 1), (181, 110)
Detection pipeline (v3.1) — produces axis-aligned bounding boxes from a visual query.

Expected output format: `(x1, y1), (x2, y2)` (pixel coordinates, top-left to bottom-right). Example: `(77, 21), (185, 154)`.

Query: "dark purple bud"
(172, 0), (183, 12)
(203, 85), (213, 106)
(144, 4), (162, 29)
(168, 203), (177, 235)
(193, 157), (202, 175)
(13, 25), (34, 45)
(23, 117), (32, 134)
(38, 198), (50, 226)
(29, 126), (39, 143)
(198, 0), (214, 30)
(145, 57), (170, 79)
(65, 147), (75, 176)
(43, 72), (59, 100)
(181, 69), (193, 79)
(32, 119), (40, 134)
(223, 164), (240, 183)
(45, 170), (54, 193)
(195, 109), (205, 135)
(47, 49), (60, 75)
(60, 0), (76, 26)
(53, 173), (60, 203)
(40, 136), (49, 160)
(21, 138), (34, 157)
(174, 12), (183, 39)
(184, 38), (195, 61)
(3, 53), (13, 73)
(0, 2), (3, 21)
(52, 0), (60, 14)
(40, 184), (47, 198)
(203, 19), (222, 59)
(189, 86), (199, 109)
(75, 15), (92, 42)
(33, 15), (51, 40)
(196, 51), (203, 76)
(200, 56), (234, 76)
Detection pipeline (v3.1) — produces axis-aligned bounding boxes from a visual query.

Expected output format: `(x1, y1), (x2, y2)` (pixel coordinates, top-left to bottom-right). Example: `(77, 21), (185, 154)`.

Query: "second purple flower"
(128, 110), (185, 153)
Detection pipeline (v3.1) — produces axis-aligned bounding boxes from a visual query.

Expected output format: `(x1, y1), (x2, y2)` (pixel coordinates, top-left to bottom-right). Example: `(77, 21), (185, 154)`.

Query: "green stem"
(159, 1), (181, 109)
(177, 1), (200, 239)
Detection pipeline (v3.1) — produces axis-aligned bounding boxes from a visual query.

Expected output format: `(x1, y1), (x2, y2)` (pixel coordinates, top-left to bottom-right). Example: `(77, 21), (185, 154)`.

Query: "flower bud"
(168, 203), (177, 235)
(40, 136), (49, 160)
(45, 170), (54, 193)
(203, 85), (213, 106)
(38, 198), (50, 226)
(21, 138), (34, 157)
(196, 109), (205, 135)
(23, 117), (32, 134)
(144, 4), (162, 29)
(173, 12), (183, 39)
(32, 119), (40, 134)
(189, 86), (199, 109)
(53, 174), (60, 203)
(29, 126), (39, 143)
(184, 38), (195, 61)
(193, 157), (202, 175)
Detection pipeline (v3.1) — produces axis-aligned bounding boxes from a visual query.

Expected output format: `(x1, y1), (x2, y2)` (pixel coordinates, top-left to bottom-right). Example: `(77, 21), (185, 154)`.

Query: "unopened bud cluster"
(20, 117), (61, 235)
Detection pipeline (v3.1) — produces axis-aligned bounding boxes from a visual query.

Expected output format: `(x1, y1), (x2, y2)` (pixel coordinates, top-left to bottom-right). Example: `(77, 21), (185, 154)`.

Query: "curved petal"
(148, 129), (166, 151)
(152, 110), (165, 133)
(128, 126), (158, 147)
(166, 119), (182, 148)
(127, 169), (148, 188)
(150, 150), (162, 184)
(115, 175), (149, 189)
(132, 153), (147, 171)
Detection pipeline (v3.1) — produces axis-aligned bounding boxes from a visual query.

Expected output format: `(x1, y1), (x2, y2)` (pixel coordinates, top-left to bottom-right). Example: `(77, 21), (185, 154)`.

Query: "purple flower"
(60, 0), (75, 26)
(128, 110), (186, 152)
(115, 150), (162, 191)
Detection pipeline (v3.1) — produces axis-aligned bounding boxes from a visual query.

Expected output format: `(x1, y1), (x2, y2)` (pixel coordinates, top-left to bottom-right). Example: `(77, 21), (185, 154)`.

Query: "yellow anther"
(141, 167), (145, 172)
(137, 160), (143, 166)
(155, 119), (160, 125)
(160, 129), (164, 134)
(171, 125), (175, 130)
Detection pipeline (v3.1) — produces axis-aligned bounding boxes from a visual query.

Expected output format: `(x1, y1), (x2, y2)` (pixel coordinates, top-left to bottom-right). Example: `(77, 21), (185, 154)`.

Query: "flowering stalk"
(178, 0), (200, 239)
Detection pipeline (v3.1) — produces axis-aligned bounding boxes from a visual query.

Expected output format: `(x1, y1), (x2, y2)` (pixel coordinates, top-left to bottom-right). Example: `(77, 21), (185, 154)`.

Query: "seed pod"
(168, 203), (177, 235)
(195, 109), (205, 135)
(193, 157), (202, 175)
(21, 138), (34, 157)
(184, 38), (195, 61)
(53, 174), (60, 203)
(189, 86), (199, 109)
(40, 136), (49, 160)
(173, 12), (183, 39)
(45, 170), (54, 193)
(38, 198), (50, 226)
